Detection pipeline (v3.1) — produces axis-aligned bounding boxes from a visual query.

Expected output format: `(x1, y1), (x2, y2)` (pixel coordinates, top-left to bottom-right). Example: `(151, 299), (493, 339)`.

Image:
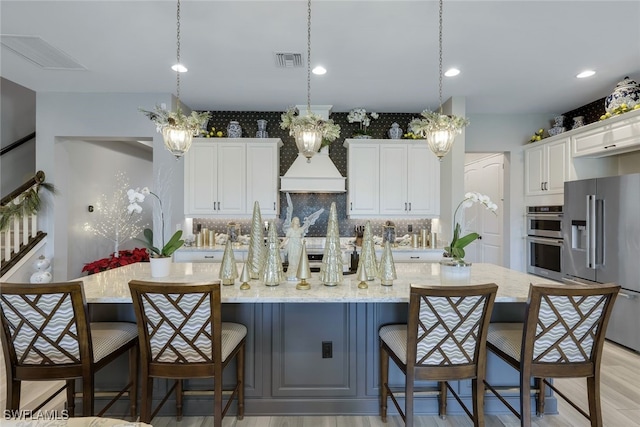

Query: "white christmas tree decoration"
(246, 201), (266, 279)
(319, 202), (343, 286)
(360, 221), (378, 280)
(83, 171), (147, 257)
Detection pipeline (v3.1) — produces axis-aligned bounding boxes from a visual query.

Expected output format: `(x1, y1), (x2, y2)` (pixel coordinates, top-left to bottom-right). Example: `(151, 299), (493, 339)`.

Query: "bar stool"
(0, 281), (138, 417)
(484, 282), (620, 427)
(128, 280), (246, 427)
(379, 283), (497, 427)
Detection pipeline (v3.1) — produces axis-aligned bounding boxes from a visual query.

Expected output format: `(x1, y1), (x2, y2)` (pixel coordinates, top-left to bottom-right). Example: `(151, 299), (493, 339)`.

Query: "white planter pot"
(439, 260), (471, 284)
(150, 257), (172, 278)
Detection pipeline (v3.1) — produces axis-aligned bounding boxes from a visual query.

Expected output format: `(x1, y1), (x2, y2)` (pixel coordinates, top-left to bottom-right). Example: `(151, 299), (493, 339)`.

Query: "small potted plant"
(347, 108), (379, 138)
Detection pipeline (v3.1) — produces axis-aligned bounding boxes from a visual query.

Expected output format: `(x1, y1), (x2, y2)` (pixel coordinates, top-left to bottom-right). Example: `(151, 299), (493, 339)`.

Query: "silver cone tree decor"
(360, 221), (378, 280)
(378, 241), (397, 286)
(320, 202), (343, 286)
(246, 201), (266, 279)
(262, 220), (285, 286)
(219, 240), (238, 285)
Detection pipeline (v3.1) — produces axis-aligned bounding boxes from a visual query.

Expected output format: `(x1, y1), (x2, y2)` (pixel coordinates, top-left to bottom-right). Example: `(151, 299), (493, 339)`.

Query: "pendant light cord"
(176, 0), (182, 109)
(306, 0), (312, 115)
(438, 0), (443, 115)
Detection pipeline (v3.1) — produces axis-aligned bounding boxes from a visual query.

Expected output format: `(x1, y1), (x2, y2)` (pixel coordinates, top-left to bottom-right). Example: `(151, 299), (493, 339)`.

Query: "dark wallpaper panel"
(195, 110), (431, 237)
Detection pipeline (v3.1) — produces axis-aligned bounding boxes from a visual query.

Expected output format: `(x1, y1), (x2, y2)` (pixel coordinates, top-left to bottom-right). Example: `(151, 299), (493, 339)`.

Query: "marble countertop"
(177, 245), (444, 253)
(79, 262), (559, 304)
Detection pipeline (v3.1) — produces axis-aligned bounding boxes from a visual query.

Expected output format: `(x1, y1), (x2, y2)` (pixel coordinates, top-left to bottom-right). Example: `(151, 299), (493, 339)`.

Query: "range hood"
(279, 105), (346, 193)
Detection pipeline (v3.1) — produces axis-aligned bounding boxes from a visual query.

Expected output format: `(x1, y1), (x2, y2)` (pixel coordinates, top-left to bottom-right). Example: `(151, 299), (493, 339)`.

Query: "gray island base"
(84, 262), (558, 417)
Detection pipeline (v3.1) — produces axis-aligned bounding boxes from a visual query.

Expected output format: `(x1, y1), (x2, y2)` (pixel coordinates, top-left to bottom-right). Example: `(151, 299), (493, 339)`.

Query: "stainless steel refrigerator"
(564, 173), (640, 352)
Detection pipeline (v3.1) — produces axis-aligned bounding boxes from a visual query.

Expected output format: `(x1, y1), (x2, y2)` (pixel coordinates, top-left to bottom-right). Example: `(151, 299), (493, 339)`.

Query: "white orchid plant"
(280, 106), (341, 148)
(409, 109), (469, 138)
(127, 187), (184, 258)
(444, 192), (498, 263)
(347, 108), (379, 136)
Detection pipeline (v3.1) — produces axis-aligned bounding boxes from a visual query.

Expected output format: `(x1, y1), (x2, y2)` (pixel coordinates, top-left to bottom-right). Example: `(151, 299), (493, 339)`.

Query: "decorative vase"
(227, 121), (243, 138)
(572, 116), (585, 129)
(553, 115), (565, 128)
(30, 270), (52, 284)
(605, 76), (640, 114)
(353, 134), (372, 139)
(388, 122), (403, 139)
(256, 119), (269, 138)
(439, 260), (471, 284)
(150, 257), (172, 278)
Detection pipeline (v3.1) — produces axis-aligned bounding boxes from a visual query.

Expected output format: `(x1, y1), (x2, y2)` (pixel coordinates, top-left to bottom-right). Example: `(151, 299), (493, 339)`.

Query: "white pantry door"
(463, 153), (504, 265)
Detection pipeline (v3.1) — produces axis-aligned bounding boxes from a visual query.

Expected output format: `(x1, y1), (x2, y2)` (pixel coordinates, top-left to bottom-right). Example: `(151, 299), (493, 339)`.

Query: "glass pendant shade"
(162, 125), (193, 158)
(425, 127), (459, 161)
(294, 128), (323, 161)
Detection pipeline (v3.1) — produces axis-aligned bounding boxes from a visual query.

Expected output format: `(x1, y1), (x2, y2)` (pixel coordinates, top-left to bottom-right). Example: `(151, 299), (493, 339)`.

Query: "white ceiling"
(1, 1), (639, 115)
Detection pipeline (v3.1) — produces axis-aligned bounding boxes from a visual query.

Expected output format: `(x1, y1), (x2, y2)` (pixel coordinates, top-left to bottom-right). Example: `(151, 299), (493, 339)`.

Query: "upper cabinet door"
(379, 144), (408, 216)
(407, 144), (440, 216)
(216, 143), (246, 215)
(185, 140), (218, 215)
(524, 144), (545, 196)
(246, 142), (280, 218)
(346, 143), (380, 216)
(545, 139), (569, 194)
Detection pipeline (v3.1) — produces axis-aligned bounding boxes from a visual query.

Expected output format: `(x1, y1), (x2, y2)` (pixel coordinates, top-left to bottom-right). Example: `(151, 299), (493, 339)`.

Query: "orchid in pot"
(347, 108), (379, 138)
(444, 192), (498, 264)
(128, 187), (184, 276)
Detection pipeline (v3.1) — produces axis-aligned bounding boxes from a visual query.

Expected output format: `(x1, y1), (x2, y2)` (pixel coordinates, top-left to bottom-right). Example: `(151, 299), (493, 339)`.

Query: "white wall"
(465, 112), (551, 272)
(36, 92), (183, 280)
(64, 139), (152, 278)
(1, 78), (36, 197)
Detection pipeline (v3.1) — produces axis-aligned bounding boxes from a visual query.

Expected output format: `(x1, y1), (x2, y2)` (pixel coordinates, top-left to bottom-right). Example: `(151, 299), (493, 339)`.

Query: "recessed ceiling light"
(444, 68), (460, 77)
(171, 63), (188, 73)
(312, 66), (327, 75)
(576, 70), (595, 78)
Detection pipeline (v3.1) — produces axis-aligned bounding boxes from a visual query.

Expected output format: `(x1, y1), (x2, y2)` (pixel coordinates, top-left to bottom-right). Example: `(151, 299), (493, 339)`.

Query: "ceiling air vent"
(274, 52), (303, 68)
(0, 35), (86, 70)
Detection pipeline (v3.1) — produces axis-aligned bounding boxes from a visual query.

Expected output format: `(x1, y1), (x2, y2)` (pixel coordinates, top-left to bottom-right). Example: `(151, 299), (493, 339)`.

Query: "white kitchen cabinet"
(184, 138), (281, 218)
(571, 109), (640, 157)
(524, 138), (569, 196)
(345, 142), (380, 216)
(344, 139), (440, 218)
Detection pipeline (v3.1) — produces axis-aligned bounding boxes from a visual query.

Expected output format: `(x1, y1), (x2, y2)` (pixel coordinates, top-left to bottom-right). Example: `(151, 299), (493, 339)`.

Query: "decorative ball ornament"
(34, 255), (51, 271)
(605, 76), (640, 114)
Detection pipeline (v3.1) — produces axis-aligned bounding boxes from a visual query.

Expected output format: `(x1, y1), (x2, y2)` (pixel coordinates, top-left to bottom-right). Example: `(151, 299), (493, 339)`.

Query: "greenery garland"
(0, 179), (56, 232)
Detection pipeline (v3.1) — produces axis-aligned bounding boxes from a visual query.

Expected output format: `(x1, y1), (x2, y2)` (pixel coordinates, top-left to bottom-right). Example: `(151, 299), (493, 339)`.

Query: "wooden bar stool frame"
(129, 280), (246, 427)
(484, 282), (620, 427)
(0, 281), (138, 417)
(379, 283), (498, 427)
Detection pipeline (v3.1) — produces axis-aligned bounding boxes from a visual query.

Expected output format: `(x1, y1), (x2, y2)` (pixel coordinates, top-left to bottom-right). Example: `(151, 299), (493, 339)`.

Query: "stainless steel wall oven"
(526, 206), (563, 281)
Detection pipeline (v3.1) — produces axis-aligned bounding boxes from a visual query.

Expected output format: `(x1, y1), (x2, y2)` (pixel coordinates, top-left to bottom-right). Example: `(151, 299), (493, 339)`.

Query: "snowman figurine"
(30, 255), (52, 284)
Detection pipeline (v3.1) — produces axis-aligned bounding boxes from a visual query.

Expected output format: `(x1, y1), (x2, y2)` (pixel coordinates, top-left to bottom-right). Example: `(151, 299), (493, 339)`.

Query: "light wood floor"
(2, 341), (639, 426)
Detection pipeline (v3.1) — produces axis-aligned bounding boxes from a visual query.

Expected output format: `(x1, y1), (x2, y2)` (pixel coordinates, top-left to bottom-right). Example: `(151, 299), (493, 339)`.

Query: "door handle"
(350, 202), (353, 211)
(604, 144), (616, 149)
(541, 182), (544, 191)
(405, 202), (407, 211)
(274, 202), (276, 210)
(204, 255), (215, 259)
(587, 194), (597, 269)
(217, 201), (221, 210)
(408, 202), (412, 211)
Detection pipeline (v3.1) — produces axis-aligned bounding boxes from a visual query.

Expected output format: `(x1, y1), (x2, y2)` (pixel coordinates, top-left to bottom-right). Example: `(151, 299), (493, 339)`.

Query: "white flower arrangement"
(128, 187), (184, 257)
(445, 192), (497, 262)
(347, 108), (379, 136)
(139, 104), (211, 136)
(409, 109), (469, 138)
(280, 106), (341, 147)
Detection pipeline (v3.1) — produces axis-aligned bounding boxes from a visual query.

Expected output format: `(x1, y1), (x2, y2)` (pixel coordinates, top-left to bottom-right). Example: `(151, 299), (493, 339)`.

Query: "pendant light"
(294, 0), (323, 161)
(409, 0), (469, 161)
(141, 0), (210, 159)
(163, 0), (192, 158)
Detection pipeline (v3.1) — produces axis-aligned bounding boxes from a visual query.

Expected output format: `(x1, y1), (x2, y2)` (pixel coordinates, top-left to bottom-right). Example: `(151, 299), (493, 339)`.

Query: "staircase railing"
(1, 170), (48, 277)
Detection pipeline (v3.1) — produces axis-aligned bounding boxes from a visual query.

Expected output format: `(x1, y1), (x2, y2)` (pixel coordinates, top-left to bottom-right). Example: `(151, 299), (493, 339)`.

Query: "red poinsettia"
(82, 248), (150, 275)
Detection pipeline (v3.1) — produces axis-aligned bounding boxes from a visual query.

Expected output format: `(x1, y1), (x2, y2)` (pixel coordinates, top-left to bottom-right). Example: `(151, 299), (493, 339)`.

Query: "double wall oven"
(526, 205), (563, 281)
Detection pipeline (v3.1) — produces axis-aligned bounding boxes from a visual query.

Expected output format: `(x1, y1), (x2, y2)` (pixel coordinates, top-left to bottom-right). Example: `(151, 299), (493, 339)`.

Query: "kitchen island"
(83, 262), (559, 417)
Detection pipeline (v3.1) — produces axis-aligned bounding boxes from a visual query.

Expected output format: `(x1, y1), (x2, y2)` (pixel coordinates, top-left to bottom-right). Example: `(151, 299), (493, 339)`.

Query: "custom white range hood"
(280, 105), (346, 193)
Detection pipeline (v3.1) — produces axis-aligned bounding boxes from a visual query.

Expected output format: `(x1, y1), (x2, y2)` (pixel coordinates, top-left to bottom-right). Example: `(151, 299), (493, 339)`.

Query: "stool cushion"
(90, 322), (138, 363)
(379, 324), (408, 363)
(487, 323), (523, 362)
(220, 322), (247, 361)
